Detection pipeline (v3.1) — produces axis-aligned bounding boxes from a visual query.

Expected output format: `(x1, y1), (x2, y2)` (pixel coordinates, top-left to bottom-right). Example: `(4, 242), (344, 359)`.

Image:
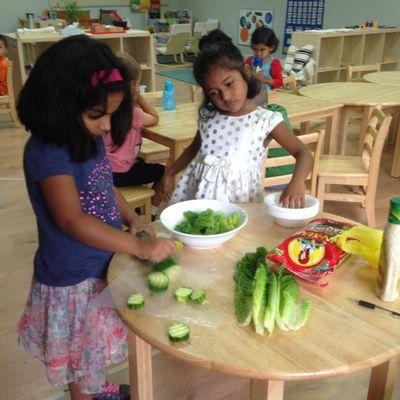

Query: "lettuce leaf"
(264, 270), (278, 334)
(234, 247), (267, 326)
(174, 209), (242, 235)
(252, 264), (268, 335)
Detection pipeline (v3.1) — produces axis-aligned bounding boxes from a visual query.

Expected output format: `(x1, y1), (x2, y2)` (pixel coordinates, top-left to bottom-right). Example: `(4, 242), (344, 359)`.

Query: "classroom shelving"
(5, 30), (156, 95)
(291, 28), (400, 83)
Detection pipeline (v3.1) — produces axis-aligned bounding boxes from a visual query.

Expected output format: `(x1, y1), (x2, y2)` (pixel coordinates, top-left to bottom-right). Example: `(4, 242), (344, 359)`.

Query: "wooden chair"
(142, 90), (163, 101)
(118, 186), (155, 224)
(316, 107), (392, 227)
(156, 24), (191, 64)
(190, 84), (202, 102)
(0, 60), (20, 128)
(346, 64), (380, 82)
(262, 131), (325, 196)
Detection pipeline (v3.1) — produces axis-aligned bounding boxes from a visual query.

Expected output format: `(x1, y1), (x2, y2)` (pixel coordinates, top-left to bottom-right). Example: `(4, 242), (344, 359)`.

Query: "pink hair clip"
(91, 68), (123, 86)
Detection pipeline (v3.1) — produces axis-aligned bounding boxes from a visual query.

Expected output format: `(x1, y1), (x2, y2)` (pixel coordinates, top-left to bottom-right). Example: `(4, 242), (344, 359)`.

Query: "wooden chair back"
(142, 91), (163, 101)
(361, 107), (392, 191)
(190, 85), (202, 102)
(346, 64), (380, 82)
(0, 60), (19, 127)
(262, 130), (325, 196)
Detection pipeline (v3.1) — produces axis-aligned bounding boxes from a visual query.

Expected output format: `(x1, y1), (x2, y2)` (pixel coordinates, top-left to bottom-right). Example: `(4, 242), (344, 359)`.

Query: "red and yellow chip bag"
(268, 218), (355, 286)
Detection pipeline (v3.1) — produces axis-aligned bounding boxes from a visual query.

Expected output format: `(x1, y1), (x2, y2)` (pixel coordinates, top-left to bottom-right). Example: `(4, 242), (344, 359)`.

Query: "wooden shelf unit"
(5, 30), (155, 96)
(292, 28), (400, 83)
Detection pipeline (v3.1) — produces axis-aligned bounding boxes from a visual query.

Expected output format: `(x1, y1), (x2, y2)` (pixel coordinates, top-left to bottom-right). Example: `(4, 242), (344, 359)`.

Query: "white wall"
(180, 0), (398, 56)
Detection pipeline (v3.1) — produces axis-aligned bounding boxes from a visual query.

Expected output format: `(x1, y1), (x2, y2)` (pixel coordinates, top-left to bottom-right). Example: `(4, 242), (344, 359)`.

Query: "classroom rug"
(156, 68), (196, 85)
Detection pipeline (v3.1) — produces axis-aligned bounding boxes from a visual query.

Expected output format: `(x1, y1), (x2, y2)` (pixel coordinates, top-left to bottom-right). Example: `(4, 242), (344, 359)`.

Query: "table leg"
(325, 108), (339, 155)
(390, 112), (400, 177)
(127, 330), (153, 400)
(250, 378), (284, 400)
(338, 106), (351, 155)
(359, 106), (374, 155)
(367, 357), (398, 400)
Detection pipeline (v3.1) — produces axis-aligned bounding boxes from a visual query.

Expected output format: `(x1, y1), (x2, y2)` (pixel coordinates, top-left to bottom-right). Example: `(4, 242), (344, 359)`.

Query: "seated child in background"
(245, 26), (283, 92)
(0, 35), (8, 95)
(104, 53), (165, 210)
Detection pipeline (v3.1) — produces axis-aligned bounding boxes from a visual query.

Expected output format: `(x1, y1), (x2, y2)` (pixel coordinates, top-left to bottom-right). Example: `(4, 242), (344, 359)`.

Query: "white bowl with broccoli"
(160, 199), (248, 249)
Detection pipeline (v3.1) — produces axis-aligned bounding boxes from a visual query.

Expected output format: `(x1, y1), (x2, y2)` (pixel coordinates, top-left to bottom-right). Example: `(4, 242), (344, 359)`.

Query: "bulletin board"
(238, 8), (274, 46)
(283, 0), (324, 52)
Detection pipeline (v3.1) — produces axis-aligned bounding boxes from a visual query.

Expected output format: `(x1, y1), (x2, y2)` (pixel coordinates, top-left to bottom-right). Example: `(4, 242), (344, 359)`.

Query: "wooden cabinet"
(292, 28), (400, 83)
(5, 30), (155, 95)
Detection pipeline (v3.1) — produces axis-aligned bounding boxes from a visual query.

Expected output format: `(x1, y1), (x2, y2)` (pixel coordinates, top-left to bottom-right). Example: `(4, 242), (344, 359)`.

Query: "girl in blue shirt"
(16, 35), (175, 400)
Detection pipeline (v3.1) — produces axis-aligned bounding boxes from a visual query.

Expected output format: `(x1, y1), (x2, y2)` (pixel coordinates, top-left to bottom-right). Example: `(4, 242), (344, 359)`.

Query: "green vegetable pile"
(174, 209), (242, 235)
(235, 247), (311, 335)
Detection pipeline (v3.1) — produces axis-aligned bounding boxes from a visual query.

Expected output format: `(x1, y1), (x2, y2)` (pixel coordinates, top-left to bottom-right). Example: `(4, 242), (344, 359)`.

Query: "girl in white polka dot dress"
(161, 30), (313, 209)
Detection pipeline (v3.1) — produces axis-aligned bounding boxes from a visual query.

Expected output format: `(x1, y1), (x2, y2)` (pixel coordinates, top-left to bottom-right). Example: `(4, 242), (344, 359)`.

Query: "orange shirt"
(0, 57), (8, 96)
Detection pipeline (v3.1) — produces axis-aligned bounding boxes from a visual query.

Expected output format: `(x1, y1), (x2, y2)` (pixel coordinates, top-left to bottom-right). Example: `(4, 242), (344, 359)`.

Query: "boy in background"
(0, 35), (8, 95)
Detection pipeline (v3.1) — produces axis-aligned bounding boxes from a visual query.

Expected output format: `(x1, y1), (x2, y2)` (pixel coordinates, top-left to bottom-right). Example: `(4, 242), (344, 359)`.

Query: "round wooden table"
(108, 204), (400, 400)
(299, 82), (400, 177)
(364, 71), (400, 86)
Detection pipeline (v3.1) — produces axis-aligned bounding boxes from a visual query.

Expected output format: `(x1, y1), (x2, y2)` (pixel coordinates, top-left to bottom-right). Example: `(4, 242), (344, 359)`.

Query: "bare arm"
(136, 94), (159, 126)
(267, 122), (313, 208)
(40, 175), (176, 262)
(159, 130), (201, 202)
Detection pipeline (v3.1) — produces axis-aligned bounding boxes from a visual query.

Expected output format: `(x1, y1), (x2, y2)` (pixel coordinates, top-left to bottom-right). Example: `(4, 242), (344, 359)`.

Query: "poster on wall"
(130, 0), (150, 13)
(283, 0), (324, 52)
(238, 9), (274, 46)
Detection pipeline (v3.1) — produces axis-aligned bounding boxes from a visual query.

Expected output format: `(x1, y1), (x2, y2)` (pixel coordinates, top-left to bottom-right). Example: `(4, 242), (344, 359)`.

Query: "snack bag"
(268, 218), (355, 286)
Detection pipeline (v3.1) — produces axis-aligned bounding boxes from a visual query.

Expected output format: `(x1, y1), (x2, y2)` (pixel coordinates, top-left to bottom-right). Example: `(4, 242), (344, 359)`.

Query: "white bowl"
(264, 192), (320, 228)
(160, 199), (248, 249)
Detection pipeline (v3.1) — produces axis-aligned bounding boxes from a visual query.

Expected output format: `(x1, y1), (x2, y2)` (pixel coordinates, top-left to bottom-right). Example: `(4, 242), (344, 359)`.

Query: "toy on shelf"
(89, 23), (125, 34)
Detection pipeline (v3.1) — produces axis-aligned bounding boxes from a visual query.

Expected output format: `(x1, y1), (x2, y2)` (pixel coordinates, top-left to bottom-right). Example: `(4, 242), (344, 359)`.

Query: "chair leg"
(316, 177), (326, 212)
(143, 198), (152, 224)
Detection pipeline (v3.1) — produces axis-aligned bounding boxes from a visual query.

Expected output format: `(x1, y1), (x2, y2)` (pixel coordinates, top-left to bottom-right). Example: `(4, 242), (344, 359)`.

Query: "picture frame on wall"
(238, 8), (273, 46)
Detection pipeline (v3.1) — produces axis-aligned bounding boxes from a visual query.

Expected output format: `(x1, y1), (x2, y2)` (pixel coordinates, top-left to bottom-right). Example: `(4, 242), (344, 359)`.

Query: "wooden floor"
(1, 70), (399, 400)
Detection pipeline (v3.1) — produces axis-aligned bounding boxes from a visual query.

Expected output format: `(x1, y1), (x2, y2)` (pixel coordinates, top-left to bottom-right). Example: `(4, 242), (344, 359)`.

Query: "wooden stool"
(118, 186), (154, 224)
(139, 138), (170, 164)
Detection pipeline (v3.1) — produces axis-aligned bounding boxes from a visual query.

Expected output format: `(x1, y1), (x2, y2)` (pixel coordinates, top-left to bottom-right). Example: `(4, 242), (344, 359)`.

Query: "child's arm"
(136, 94), (159, 127)
(256, 60), (283, 89)
(158, 130), (201, 202)
(267, 122), (313, 208)
(40, 175), (176, 262)
(113, 187), (155, 236)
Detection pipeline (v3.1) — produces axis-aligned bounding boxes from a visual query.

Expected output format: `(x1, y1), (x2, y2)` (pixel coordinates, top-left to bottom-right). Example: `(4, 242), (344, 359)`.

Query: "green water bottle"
(376, 197), (400, 302)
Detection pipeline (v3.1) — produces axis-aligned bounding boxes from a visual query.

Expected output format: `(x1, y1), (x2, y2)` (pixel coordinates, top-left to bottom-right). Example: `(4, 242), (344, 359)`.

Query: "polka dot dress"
(170, 107), (283, 204)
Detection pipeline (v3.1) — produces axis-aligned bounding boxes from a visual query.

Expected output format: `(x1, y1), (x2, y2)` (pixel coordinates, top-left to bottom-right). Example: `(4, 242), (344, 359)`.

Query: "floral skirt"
(17, 278), (128, 394)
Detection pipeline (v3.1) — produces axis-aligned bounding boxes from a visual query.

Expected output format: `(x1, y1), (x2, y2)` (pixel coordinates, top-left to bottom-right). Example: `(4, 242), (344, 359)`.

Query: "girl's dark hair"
(0, 34), (8, 48)
(251, 26), (279, 53)
(193, 29), (261, 119)
(17, 35), (132, 162)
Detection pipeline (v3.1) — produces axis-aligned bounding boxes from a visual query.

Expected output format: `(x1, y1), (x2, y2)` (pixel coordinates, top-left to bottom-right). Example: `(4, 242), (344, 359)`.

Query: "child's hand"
(159, 174), (174, 203)
(279, 182), (306, 209)
(138, 237), (176, 262)
(130, 219), (155, 237)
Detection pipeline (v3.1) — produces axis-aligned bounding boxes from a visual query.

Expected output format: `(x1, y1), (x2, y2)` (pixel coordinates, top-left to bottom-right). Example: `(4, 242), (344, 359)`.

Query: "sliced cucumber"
(168, 322), (190, 342)
(148, 271), (169, 292)
(190, 288), (207, 305)
(127, 293), (145, 310)
(174, 287), (193, 303)
(163, 264), (181, 282)
(152, 257), (176, 272)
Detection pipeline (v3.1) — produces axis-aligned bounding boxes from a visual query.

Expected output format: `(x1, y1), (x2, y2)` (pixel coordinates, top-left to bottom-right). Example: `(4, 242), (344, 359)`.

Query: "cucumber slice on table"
(174, 287), (193, 303)
(148, 271), (169, 292)
(127, 293), (145, 310)
(168, 322), (190, 342)
(190, 288), (207, 304)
